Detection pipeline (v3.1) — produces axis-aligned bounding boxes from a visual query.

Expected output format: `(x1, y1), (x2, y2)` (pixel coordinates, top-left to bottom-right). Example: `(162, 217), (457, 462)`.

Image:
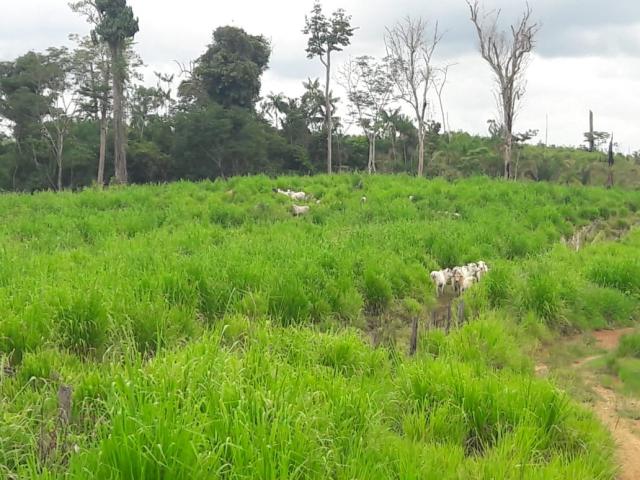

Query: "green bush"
(617, 331), (640, 359)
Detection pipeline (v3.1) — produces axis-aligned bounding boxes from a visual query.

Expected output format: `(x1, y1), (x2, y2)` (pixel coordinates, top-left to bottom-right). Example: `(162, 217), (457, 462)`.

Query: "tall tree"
(40, 47), (78, 191)
(303, 1), (355, 174)
(188, 26), (271, 109)
(69, 33), (112, 186)
(93, 0), (139, 185)
(385, 17), (441, 177)
(340, 56), (394, 174)
(467, 1), (540, 180)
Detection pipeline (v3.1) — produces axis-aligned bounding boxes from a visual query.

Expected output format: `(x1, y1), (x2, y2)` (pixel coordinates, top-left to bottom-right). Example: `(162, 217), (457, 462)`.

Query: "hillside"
(1, 175), (640, 478)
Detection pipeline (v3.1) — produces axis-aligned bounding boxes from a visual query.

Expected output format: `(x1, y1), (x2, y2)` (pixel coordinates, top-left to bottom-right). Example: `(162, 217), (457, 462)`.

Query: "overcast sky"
(1, 0), (640, 152)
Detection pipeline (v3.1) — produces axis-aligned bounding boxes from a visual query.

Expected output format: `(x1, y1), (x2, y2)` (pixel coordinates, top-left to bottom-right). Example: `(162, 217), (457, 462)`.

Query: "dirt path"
(591, 379), (640, 480)
(592, 328), (637, 350)
(552, 328), (640, 480)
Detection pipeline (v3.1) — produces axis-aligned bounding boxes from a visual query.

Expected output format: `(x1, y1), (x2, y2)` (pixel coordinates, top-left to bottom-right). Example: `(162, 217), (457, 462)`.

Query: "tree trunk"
(367, 133), (377, 174)
(325, 52), (332, 175)
(503, 131), (513, 180)
(111, 44), (127, 185)
(57, 150), (63, 192)
(372, 135), (376, 173)
(417, 122), (425, 177)
(98, 113), (107, 187)
(367, 135), (373, 174)
(588, 110), (595, 152)
(390, 129), (398, 164)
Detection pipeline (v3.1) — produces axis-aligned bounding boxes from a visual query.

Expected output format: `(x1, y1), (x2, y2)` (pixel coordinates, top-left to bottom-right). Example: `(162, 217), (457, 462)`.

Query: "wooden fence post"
(409, 317), (418, 356)
(58, 384), (72, 426)
(457, 300), (465, 328)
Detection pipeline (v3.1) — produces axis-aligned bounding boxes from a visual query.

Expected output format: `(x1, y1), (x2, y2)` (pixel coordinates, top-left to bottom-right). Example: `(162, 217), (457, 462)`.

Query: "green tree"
(260, 92), (287, 129)
(0, 50), (69, 190)
(190, 26), (271, 109)
(300, 78), (339, 134)
(129, 85), (165, 140)
(303, 1), (355, 174)
(93, 0), (139, 184)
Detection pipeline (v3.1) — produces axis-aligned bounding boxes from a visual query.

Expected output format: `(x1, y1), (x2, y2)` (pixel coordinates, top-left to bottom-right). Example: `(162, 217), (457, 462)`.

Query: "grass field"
(1, 174), (640, 478)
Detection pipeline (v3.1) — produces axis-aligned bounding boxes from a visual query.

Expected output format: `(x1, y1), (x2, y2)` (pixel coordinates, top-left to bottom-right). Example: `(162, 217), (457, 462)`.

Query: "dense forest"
(0, 0), (639, 193)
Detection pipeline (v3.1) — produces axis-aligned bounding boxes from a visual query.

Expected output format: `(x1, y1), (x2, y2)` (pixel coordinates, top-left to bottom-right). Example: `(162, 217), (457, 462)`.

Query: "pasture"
(1, 174), (639, 478)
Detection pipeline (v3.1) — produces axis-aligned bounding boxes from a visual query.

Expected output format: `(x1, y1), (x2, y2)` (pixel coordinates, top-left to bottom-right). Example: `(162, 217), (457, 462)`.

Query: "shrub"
(617, 331), (640, 359)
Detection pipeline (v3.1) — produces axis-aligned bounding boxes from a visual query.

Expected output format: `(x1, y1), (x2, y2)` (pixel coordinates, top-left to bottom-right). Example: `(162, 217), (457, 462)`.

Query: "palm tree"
(264, 92), (286, 129)
(302, 78), (339, 134)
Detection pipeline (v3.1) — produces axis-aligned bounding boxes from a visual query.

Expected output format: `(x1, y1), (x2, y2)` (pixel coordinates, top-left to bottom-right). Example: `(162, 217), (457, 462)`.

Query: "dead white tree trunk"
(385, 17), (442, 177)
(432, 64), (454, 140)
(339, 56), (393, 176)
(467, 1), (539, 180)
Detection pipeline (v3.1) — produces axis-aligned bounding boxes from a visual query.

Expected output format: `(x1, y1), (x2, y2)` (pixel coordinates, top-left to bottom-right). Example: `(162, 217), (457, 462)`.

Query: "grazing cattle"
(292, 205), (310, 217)
(275, 188), (308, 202)
(430, 270), (448, 296)
(443, 261), (490, 296)
(460, 275), (477, 294)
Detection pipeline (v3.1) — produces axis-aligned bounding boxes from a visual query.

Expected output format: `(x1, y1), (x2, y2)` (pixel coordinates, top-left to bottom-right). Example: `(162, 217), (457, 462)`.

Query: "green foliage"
(94, 0), (139, 47)
(173, 103), (298, 179)
(190, 26), (271, 109)
(303, 1), (355, 59)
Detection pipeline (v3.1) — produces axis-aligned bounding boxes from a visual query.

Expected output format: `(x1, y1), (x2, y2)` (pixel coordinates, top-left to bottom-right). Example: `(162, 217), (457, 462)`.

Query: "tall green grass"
(0, 174), (638, 478)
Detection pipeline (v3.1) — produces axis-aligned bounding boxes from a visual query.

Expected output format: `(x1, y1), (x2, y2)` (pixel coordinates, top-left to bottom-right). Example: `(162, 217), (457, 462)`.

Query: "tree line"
(0, 0), (635, 193)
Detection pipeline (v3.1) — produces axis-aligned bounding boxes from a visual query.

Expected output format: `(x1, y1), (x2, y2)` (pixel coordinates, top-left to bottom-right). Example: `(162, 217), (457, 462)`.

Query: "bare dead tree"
(339, 56), (394, 174)
(42, 96), (78, 192)
(431, 64), (455, 140)
(385, 17), (442, 177)
(467, 1), (540, 180)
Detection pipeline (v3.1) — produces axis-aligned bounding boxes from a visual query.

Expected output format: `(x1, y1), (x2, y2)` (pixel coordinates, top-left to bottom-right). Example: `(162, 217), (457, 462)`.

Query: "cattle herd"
(430, 261), (490, 297)
(274, 187), (489, 297)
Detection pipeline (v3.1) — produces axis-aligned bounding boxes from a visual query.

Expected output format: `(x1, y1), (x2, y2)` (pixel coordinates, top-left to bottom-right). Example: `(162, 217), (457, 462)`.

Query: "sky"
(1, 0), (640, 152)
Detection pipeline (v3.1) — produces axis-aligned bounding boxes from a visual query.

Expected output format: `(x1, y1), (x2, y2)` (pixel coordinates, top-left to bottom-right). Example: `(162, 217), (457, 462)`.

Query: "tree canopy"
(191, 26), (271, 109)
